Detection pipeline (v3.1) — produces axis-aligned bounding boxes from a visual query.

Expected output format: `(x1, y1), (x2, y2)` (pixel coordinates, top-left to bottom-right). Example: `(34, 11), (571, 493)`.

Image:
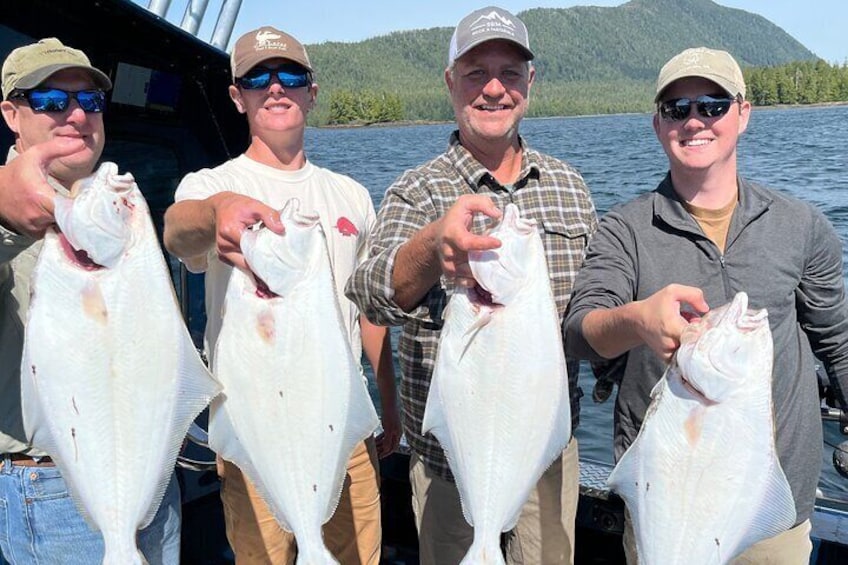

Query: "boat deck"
(178, 453), (848, 563)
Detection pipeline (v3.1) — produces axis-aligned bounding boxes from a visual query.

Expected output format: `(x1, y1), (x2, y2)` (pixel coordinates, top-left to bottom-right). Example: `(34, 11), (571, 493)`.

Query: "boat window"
(112, 62), (181, 112)
(0, 26), (36, 151)
(101, 138), (178, 239)
(0, 26), (34, 55)
(99, 137), (206, 347)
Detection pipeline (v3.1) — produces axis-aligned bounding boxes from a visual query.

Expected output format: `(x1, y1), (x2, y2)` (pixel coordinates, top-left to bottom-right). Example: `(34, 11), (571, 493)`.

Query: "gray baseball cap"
(447, 6), (534, 67)
(2, 38), (111, 100)
(655, 47), (746, 102)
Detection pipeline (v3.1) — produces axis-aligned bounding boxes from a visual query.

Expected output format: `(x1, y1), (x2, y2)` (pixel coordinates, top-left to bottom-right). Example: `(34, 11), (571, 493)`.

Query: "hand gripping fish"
(423, 203), (572, 565)
(210, 199), (379, 565)
(21, 162), (221, 565)
(607, 292), (796, 564)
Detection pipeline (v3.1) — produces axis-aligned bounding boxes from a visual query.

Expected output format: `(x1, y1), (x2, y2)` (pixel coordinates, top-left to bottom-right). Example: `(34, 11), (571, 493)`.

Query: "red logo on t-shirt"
(336, 216), (359, 236)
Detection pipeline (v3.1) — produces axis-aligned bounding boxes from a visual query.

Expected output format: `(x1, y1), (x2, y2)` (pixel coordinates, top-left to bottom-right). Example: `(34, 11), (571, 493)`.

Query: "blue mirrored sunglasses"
(236, 66), (311, 90)
(658, 95), (738, 122)
(9, 88), (106, 113)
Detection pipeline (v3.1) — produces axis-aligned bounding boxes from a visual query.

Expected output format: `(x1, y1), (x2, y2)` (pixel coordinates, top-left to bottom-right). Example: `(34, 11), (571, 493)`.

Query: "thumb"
(31, 137), (87, 168)
(261, 209), (285, 235)
(680, 288), (709, 317)
(468, 197), (502, 221)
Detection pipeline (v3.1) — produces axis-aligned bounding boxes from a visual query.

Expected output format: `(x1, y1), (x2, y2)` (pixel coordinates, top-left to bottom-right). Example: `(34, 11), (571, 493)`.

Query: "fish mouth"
(252, 274), (280, 299)
(469, 283), (498, 306)
(717, 292), (768, 332)
(58, 232), (105, 271)
(679, 372), (717, 406)
(737, 308), (768, 331)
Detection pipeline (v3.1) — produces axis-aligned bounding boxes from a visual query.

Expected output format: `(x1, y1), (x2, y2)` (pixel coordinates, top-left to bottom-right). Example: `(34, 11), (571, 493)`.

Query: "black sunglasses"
(658, 95), (739, 122)
(236, 66), (312, 90)
(8, 88), (106, 113)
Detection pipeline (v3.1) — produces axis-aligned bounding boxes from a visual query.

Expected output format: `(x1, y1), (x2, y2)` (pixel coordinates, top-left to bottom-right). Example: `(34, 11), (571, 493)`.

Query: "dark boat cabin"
(1, 4), (248, 559)
(1, 0), (248, 347)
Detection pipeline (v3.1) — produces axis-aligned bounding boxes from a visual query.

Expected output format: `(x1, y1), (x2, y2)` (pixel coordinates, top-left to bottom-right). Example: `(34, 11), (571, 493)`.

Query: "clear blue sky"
(135, 1), (848, 64)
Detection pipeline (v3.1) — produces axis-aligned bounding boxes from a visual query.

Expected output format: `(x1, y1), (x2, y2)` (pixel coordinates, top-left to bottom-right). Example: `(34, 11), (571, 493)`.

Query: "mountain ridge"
(303, 0), (818, 124)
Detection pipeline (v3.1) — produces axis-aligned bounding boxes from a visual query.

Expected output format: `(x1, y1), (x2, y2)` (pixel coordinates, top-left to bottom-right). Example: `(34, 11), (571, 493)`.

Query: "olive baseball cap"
(230, 26), (313, 79)
(2, 38), (111, 100)
(655, 47), (746, 102)
(448, 6), (534, 67)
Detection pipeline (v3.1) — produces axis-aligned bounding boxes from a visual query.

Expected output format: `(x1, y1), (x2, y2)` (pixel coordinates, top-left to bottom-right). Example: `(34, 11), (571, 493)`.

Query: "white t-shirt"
(174, 154), (376, 366)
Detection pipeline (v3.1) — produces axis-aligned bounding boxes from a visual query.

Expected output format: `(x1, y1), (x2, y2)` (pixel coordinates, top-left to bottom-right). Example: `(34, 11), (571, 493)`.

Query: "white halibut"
(608, 292), (796, 564)
(21, 162), (221, 565)
(422, 203), (572, 565)
(210, 199), (379, 565)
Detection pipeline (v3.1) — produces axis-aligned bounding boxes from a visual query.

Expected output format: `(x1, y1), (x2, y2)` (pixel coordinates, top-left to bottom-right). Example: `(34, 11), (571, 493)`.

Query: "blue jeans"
(0, 455), (181, 564)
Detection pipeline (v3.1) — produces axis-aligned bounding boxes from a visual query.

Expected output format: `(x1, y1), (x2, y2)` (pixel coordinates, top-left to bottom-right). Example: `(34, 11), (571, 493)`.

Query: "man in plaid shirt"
(346, 6), (597, 564)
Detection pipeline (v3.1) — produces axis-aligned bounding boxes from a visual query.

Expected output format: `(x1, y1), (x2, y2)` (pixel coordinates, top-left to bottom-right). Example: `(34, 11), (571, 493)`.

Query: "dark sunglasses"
(658, 95), (739, 122)
(236, 66), (312, 90)
(8, 88), (106, 113)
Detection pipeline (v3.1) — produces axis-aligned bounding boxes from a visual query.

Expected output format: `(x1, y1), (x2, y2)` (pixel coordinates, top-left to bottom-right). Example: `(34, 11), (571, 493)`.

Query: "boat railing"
(177, 422), (217, 473)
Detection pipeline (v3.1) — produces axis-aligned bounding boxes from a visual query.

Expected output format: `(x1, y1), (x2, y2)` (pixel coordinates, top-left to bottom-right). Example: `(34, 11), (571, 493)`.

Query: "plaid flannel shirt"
(346, 132), (598, 480)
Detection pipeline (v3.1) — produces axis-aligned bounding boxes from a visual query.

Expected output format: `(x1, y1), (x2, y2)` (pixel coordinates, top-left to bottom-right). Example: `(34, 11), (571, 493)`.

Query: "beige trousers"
(218, 439), (381, 565)
(623, 508), (812, 564)
(409, 437), (580, 565)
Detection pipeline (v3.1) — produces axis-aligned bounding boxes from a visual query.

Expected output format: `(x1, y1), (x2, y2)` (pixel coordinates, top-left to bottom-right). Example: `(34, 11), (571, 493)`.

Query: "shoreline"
(755, 100), (848, 111)
(312, 100), (848, 129)
(314, 119), (451, 130)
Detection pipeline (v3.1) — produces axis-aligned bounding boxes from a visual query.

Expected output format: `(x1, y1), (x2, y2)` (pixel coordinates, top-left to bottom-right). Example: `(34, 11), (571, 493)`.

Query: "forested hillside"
(304, 0), (828, 125)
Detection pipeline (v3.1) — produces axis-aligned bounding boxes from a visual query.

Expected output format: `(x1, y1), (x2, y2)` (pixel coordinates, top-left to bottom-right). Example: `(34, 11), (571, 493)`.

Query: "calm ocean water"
(305, 105), (848, 501)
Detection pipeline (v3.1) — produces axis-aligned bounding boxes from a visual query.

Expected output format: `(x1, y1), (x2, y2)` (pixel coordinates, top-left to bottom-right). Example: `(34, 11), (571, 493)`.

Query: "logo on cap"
(681, 49), (710, 69)
(255, 30), (287, 52)
(469, 10), (517, 38)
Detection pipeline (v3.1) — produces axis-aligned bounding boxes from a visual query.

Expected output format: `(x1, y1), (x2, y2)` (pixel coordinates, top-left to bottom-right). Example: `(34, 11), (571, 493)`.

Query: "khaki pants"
(410, 437), (579, 565)
(218, 439), (381, 565)
(623, 508), (812, 564)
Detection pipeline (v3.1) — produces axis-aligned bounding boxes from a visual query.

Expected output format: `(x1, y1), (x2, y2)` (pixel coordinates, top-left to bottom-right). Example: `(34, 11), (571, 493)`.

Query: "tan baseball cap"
(655, 47), (746, 102)
(2, 38), (111, 100)
(448, 6), (534, 68)
(230, 26), (313, 80)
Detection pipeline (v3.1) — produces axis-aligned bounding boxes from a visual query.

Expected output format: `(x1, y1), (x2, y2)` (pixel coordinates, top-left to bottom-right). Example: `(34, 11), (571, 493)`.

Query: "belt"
(6, 453), (55, 467)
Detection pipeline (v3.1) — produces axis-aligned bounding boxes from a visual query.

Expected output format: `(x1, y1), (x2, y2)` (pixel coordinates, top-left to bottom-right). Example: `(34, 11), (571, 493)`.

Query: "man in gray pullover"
(564, 47), (848, 564)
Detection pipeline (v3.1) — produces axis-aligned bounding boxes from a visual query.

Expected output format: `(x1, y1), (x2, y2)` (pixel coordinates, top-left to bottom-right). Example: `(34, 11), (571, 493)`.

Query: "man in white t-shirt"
(163, 26), (400, 565)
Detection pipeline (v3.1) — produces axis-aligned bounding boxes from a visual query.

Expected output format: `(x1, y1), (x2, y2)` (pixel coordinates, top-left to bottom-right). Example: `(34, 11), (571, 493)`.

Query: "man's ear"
(309, 83), (319, 109)
(228, 84), (245, 114)
(0, 100), (20, 134)
(737, 99), (752, 135)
